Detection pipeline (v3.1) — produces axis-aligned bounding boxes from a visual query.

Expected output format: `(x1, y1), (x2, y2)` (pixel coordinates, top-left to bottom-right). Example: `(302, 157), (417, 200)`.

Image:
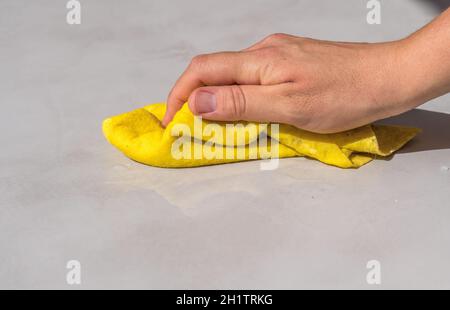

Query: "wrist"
(396, 11), (450, 110)
(360, 40), (421, 119)
(391, 37), (427, 110)
(372, 36), (446, 117)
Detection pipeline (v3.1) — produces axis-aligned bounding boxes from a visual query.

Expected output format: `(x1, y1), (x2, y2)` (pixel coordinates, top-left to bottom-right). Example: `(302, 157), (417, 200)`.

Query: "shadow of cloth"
(415, 0), (450, 12)
(376, 108), (450, 154)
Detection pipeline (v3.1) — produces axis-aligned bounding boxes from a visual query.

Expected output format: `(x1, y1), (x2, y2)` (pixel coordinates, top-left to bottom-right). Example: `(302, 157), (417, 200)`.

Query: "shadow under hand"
(376, 109), (450, 154)
(415, 0), (450, 12)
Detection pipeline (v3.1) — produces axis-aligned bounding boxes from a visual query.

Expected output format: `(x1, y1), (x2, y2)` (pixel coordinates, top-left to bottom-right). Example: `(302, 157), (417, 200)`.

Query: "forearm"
(401, 7), (450, 108)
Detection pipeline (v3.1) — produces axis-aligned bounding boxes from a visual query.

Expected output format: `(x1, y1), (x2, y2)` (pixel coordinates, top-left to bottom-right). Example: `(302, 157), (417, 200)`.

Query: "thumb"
(187, 84), (295, 124)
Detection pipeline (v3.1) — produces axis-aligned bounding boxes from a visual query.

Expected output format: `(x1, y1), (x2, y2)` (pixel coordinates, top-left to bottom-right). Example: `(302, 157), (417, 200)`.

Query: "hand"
(162, 23), (450, 133)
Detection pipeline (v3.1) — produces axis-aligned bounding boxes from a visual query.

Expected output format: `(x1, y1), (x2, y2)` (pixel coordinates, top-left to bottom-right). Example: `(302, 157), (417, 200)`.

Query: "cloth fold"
(103, 103), (420, 168)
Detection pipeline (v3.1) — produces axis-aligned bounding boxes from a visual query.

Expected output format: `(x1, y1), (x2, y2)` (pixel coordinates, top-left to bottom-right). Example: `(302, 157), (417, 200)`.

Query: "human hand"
(162, 30), (448, 133)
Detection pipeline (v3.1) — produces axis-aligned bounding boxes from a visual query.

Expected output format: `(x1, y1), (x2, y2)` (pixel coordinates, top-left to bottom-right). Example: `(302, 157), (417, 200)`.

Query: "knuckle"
(189, 54), (208, 69)
(221, 85), (247, 119)
(254, 46), (281, 59)
(264, 33), (290, 44)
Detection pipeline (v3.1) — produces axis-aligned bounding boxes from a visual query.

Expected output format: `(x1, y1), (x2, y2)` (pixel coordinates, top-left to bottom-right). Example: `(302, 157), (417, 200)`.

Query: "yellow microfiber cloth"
(102, 103), (420, 168)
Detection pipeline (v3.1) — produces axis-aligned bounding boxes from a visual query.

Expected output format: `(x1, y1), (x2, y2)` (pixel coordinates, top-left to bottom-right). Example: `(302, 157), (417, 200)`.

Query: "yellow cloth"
(102, 103), (420, 168)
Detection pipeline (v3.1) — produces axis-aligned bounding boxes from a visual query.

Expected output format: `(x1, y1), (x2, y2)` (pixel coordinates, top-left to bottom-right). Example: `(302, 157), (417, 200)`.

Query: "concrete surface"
(1, 0), (450, 289)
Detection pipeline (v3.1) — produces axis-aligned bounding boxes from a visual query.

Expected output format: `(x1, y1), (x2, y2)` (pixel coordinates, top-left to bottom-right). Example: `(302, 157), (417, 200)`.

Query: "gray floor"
(1, 0), (450, 289)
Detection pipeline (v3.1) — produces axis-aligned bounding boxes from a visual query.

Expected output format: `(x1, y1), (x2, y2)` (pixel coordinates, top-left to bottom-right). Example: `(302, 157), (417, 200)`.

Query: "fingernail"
(195, 91), (216, 114)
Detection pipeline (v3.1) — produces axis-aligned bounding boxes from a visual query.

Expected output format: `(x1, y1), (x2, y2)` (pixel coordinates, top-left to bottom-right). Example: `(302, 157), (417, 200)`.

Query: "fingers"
(187, 84), (300, 125)
(162, 33), (300, 126)
(162, 51), (267, 127)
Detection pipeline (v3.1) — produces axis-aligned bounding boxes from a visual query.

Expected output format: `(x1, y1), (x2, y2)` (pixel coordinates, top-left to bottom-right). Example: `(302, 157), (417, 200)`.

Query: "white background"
(1, 0), (450, 289)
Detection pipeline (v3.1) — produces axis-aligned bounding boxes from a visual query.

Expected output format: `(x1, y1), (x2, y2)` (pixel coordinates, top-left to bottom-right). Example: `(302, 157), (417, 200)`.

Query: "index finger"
(161, 50), (266, 126)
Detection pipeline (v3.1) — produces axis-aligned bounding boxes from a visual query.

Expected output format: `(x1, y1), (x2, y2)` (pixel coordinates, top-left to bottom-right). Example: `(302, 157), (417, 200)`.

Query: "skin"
(162, 8), (450, 134)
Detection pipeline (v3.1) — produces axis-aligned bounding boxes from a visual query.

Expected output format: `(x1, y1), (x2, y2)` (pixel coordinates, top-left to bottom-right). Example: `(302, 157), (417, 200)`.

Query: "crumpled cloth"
(102, 103), (420, 168)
